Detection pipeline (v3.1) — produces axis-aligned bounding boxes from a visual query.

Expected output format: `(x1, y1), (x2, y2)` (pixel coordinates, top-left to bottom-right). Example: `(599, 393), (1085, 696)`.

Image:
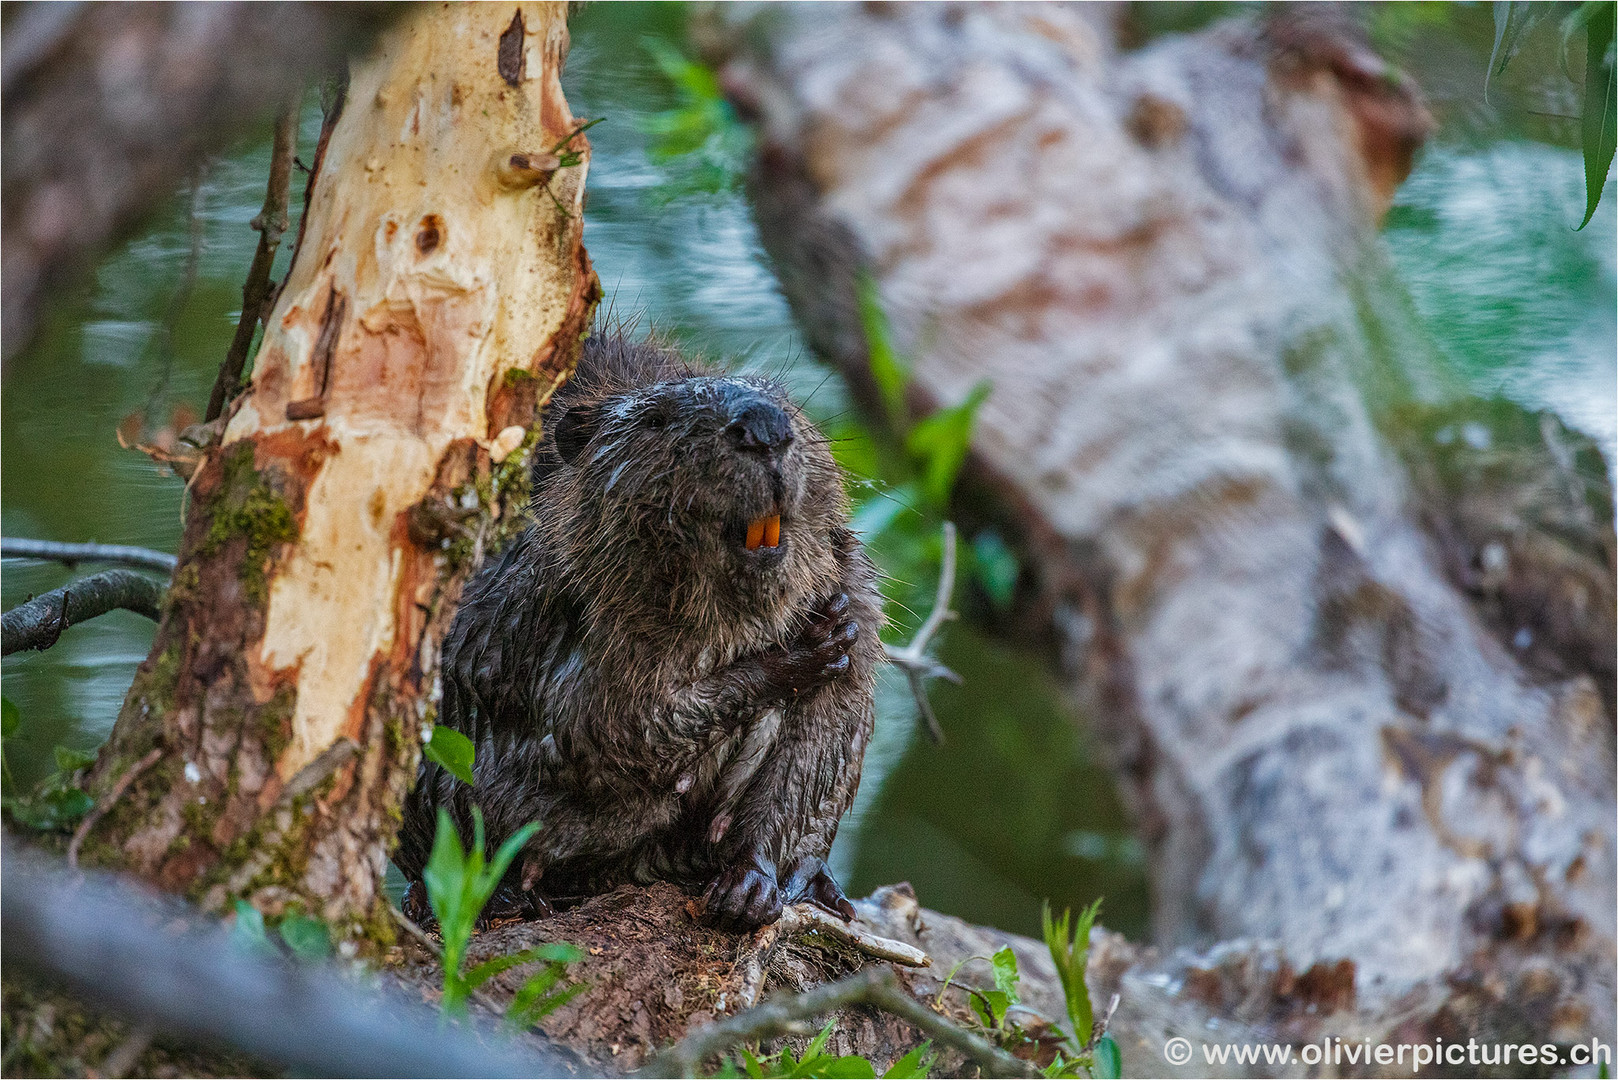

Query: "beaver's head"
(535, 338), (847, 636)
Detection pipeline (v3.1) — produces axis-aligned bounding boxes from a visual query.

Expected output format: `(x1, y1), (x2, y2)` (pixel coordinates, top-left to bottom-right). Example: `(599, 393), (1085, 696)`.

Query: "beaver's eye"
(645, 410), (667, 430)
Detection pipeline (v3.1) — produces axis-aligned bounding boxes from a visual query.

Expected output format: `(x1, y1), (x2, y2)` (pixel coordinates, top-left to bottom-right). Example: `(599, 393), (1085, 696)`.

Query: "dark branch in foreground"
(1, 570), (166, 656)
(2, 840), (566, 1078)
(882, 521), (963, 743)
(2, 537), (178, 573)
(207, 97), (300, 422)
(642, 966), (1039, 1079)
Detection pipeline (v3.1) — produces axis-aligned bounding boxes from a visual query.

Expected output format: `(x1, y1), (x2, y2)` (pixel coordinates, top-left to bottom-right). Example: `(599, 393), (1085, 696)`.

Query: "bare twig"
(1, 570), (166, 656)
(882, 521), (962, 743)
(390, 906), (443, 956)
(68, 746), (164, 869)
(2, 537), (178, 574)
(1084, 992), (1121, 1055)
(643, 966), (1038, 1079)
(206, 95), (300, 421)
(777, 903), (931, 967)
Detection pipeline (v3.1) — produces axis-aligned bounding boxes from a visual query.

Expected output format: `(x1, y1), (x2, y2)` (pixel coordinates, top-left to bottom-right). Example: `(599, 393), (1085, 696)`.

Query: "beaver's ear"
(551, 402), (600, 465)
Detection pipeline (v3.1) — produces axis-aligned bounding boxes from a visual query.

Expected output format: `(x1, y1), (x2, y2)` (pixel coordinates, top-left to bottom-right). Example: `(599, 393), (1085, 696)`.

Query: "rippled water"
(2, 5), (1612, 942)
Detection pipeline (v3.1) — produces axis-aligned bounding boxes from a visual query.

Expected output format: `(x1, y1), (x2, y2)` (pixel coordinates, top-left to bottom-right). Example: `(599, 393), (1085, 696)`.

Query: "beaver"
(393, 332), (883, 928)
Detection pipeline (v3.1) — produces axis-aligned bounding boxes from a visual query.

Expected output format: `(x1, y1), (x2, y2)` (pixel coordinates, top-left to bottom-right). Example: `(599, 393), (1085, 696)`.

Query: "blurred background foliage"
(2, 1), (1612, 942)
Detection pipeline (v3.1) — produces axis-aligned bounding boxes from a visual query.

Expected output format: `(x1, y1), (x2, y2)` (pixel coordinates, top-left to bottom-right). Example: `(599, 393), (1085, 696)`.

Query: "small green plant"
(716, 1023), (934, 1078)
(422, 807), (584, 1024)
(0, 699), (97, 831)
(933, 945), (1022, 1033)
(930, 901), (1121, 1079)
(1040, 899), (1120, 1079)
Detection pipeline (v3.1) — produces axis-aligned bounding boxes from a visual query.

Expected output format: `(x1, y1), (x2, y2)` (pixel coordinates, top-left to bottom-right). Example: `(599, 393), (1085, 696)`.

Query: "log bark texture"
(714, 2), (1616, 1069)
(82, 1), (600, 944)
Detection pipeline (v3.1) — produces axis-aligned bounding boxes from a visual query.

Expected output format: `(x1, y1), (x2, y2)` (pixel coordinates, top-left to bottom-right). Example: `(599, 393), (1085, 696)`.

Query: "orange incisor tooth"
(746, 518), (766, 550)
(763, 515), (781, 548)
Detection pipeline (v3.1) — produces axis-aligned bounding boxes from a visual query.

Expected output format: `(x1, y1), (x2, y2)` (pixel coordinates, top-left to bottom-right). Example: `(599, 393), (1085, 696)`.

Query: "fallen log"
(713, 3), (1616, 1072)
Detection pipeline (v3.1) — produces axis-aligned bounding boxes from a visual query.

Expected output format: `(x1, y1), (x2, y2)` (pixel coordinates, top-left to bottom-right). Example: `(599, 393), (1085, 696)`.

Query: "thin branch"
(1084, 993), (1121, 1055)
(643, 966), (1038, 1079)
(68, 746), (164, 869)
(882, 521), (962, 743)
(206, 95), (300, 421)
(777, 903), (931, 967)
(2, 537), (178, 574)
(1, 570), (166, 656)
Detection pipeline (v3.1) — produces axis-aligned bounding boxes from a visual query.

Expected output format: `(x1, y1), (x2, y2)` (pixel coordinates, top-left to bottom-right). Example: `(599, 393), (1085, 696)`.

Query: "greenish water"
(3, 4), (1612, 944)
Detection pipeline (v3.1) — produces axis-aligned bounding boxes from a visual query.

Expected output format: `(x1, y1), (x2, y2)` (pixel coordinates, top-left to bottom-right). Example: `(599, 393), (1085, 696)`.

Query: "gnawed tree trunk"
(712, 3), (1616, 1072)
(82, 2), (599, 944)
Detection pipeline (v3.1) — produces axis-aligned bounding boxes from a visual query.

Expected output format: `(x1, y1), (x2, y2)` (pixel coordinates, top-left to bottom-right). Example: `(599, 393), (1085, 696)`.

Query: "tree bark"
(80, 1), (600, 946)
(714, 0), (1616, 1066)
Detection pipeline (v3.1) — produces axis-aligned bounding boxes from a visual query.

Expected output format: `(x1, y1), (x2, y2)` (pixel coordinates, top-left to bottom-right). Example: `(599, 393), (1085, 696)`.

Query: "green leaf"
(2, 698), (20, 739)
(742, 1045), (767, 1079)
(467, 942), (581, 992)
(1576, 0), (1616, 229)
(2, 788), (90, 831)
(1043, 898), (1103, 1050)
(801, 1021), (835, 1066)
(506, 974), (587, 1030)
(1487, 2), (1547, 101)
(230, 899), (275, 955)
(43, 787), (93, 824)
(423, 725), (476, 786)
(277, 914), (332, 960)
(54, 745), (96, 774)
(882, 1043), (933, 1079)
(1092, 1035), (1123, 1079)
(643, 37), (723, 102)
(970, 989), (1009, 1029)
(905, 382), (991, 508)
(991, 945), (1021, 1001)
(855, 272), (911, 431)
(807, 1057), (878, 1078)
(423, 809), (468, 940)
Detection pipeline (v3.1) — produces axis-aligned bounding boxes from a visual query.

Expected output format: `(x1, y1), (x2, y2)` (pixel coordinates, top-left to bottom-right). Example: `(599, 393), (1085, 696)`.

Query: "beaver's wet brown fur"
(395, 332), (883, 927)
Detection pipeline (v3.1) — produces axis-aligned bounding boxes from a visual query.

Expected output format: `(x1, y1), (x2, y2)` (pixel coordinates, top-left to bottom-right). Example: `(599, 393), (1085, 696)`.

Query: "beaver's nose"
(725, 397), (794, 453)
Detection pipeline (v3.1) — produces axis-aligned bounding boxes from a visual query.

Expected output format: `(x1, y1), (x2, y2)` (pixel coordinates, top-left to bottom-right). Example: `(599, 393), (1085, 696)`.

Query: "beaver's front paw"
(759, 592), (858, 698)
(701, 853), (783, 929)
(781, 855), (857, 921)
